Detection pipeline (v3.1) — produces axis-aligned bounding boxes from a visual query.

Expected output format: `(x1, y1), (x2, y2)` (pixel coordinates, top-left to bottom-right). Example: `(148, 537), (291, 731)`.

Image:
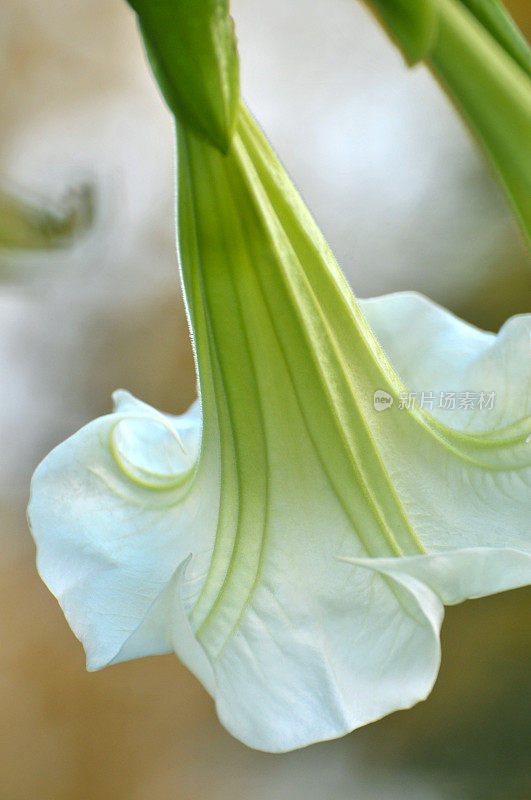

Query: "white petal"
(183, 382), (443, 751)
(359, 291), (531, 430)
(342, 547), (531, 605)
(114, 555), (215, 694)
(28, 391), (218, 670)
(212, 560), (443, 752)
(355, 292), (531, 564)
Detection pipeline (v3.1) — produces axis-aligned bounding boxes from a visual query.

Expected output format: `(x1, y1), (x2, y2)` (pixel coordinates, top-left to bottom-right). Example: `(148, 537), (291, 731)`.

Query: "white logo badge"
(373, 390), (394, 411)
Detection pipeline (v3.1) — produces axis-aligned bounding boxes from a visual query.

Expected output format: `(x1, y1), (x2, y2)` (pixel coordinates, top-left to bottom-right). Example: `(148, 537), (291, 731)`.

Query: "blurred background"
(0, 0), (530, 798)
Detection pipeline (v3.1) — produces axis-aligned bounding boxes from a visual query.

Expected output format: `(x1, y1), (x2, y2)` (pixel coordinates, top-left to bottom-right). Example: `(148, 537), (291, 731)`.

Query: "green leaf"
(127, 0), (240, 152)
(0, 184), (93, 251)
(362, 0), (531, 244)
(428, 0), (531, 244)
(459, 0), (531, 77)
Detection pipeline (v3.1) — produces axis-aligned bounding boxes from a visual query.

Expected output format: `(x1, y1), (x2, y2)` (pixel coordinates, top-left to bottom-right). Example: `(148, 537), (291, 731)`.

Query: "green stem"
(364, 0), (531, 245)
(428, 0), (531, 243)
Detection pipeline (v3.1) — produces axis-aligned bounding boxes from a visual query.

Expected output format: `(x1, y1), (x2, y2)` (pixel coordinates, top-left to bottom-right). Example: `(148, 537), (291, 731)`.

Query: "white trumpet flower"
(29, 106), (530, 752)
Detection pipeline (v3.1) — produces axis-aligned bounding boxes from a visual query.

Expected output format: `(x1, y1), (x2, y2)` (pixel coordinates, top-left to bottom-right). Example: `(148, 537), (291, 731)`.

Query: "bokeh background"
(1, 0), (530, 798)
